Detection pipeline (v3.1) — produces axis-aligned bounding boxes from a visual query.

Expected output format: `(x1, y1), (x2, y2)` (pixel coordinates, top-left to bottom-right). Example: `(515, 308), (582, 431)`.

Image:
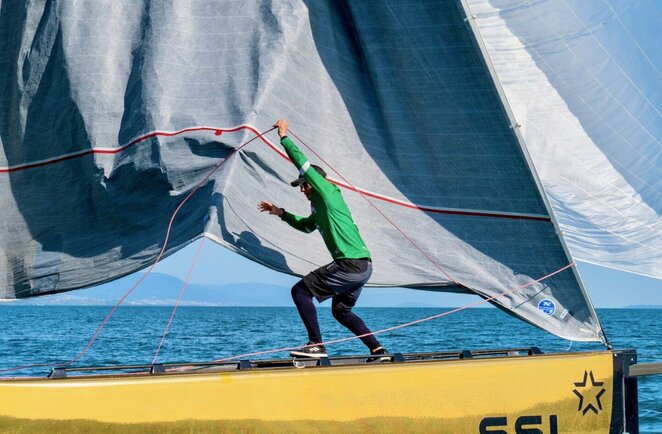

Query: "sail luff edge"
(457, 0), (607, 346)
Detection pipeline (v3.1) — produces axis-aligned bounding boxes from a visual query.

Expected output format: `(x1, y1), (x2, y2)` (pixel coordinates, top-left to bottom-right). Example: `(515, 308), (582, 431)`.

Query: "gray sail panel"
(0, 1), (603, 341)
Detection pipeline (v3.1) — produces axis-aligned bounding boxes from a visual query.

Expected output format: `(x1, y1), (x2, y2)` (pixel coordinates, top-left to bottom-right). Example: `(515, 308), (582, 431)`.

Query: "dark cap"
(291, 164), (326, 187)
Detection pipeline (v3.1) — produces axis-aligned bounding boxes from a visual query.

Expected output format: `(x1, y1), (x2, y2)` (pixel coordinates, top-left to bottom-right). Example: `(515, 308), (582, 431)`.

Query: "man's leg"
(291, 280), (322, 344)
(331, 295), (381, 351)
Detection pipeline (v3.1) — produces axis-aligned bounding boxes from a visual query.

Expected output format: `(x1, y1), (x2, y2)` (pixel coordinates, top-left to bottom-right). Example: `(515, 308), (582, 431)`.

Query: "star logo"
(572, 371), (606, 415)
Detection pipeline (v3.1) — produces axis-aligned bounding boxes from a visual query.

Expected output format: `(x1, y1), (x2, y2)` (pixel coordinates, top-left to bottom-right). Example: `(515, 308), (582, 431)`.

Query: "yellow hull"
(0, 350), (635, 433)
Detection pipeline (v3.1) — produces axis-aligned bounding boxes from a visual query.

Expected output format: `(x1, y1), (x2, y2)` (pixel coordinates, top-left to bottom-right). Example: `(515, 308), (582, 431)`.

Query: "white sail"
(465, 0), (662, 279)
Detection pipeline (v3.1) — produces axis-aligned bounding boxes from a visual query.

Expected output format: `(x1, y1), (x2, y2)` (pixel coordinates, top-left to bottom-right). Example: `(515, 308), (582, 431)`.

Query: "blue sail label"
(538, 299), (556, 315)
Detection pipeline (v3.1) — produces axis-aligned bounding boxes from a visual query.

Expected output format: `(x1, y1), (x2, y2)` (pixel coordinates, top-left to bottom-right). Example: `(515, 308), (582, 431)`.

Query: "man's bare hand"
(273, 119), (288, 138)
(258, 201), (283, 216)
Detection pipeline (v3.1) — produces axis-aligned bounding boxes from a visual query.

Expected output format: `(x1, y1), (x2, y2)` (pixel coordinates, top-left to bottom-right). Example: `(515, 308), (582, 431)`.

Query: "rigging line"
(287, 129), (606, 346)
(0, 127), (276, 375)
(221, 197), (321, 268)
(216, 261), (578, 362)
(287, 128), (605, 346)
(287, 129), (463, 288)
(204, 231), (320, 270)
(464, 1), (611, 348)
(151, 237), (206, 366)
(325, 181), (550, 221)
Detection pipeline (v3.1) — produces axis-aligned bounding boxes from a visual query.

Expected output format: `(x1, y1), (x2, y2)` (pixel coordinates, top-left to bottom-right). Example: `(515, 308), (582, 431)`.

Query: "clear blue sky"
(156, 239), (661, 309)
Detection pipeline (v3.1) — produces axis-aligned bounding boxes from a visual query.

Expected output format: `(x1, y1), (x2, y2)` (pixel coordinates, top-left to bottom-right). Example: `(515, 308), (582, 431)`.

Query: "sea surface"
(0, 306), (660, 432)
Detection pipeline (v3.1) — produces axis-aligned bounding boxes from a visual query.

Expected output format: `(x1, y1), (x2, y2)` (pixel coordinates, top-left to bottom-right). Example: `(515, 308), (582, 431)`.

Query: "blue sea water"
(0, 306), (660, 432)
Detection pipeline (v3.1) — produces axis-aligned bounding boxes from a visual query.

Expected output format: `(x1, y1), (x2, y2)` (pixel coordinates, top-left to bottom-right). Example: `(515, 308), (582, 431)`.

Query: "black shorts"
(303, 258), (372, 303)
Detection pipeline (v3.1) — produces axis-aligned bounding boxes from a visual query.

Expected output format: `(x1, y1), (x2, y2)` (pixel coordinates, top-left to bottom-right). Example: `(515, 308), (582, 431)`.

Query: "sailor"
(258, 119), (388, 361)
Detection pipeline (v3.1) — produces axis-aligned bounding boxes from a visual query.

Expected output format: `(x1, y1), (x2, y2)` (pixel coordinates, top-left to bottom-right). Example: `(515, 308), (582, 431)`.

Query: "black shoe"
(367, 347), (390, 363)
(290, 343), (328, 358)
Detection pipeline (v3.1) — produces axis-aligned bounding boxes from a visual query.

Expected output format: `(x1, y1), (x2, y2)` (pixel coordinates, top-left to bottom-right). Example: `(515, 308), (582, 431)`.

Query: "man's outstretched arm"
(258, 201), (316, 233)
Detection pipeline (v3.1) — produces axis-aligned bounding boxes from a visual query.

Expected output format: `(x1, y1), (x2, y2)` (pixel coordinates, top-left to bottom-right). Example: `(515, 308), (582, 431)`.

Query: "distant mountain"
(14, 273), (293, 307)
(10, 273), (491, 308)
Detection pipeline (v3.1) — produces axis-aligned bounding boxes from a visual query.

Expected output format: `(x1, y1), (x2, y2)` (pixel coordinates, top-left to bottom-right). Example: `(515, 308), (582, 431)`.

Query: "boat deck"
(33, 346), (545, 379)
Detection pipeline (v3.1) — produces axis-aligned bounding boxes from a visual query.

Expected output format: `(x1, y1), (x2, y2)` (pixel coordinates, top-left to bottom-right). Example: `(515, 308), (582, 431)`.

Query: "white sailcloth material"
(1, 0), (634, 343)
(466, 0), (662, 279)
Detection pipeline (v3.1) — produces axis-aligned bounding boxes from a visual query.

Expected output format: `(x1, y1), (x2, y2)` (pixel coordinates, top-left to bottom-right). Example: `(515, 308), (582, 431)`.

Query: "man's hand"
(273, 119), (288, 138)
(258, 201), (283, 216)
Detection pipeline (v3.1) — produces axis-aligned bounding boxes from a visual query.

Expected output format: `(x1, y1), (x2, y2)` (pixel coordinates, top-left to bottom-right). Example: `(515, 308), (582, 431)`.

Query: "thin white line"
(484, 52), (661, 205)
(484, 45), (661, 180)
(602, 0), (662, 80)
(467, 49), (662, 271)
(552, 167), (662, 240)
(519, 116), (661, 250)
(475, 1), (662, 151)
(561, 223), (662, 255)
(563, 217), (662, 252)
(560, 0), (662, 119)
(528, 0), (662, 146)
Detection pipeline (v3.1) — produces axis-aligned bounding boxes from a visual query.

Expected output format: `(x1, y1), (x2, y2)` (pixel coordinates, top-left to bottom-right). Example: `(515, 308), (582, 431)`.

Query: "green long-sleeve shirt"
(280, 136), (371, 261)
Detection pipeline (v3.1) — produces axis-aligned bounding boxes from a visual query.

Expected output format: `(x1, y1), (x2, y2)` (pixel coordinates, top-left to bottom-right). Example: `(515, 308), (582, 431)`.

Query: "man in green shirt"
(258, 119), (388, 360)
